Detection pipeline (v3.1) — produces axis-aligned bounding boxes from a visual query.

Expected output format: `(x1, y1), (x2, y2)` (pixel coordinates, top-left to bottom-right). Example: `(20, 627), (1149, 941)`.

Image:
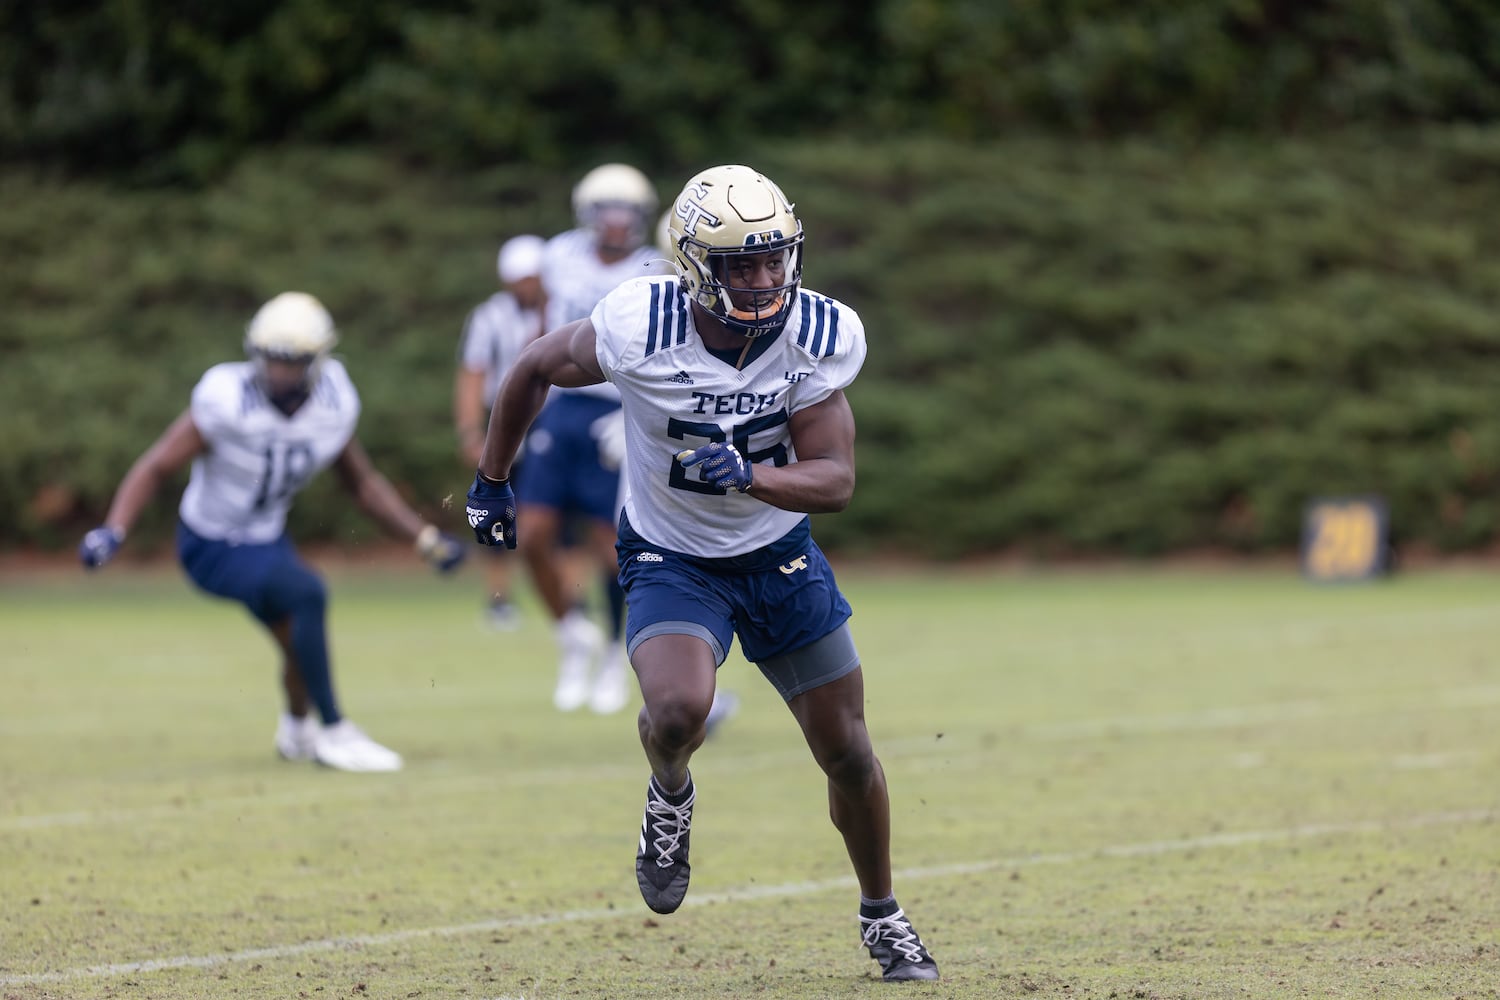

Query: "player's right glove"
(677, 442), (754, 493)
(416, 524), (468, 573)
(79, 526), (123, 570)
(465, 471), (517, 549)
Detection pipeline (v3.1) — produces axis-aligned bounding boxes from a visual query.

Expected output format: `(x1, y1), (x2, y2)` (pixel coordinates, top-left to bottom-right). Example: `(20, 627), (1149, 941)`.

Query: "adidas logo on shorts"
(636, 552), (664, 563)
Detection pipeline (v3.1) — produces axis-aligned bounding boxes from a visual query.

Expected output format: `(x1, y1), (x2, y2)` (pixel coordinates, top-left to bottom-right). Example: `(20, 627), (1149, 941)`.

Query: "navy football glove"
(416, 525), (467, 573)
(677, 442), (754, 493)
(465, 472), (517, 548)
(79, 526), (123, 570)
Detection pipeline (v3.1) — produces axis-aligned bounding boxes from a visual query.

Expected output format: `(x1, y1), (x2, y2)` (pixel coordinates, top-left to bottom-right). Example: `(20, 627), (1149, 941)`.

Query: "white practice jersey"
(458, 291), (543, 405)
(593, 276), (867, 558)
(178, 359), (361, 544)
(543, 228), (659, 401)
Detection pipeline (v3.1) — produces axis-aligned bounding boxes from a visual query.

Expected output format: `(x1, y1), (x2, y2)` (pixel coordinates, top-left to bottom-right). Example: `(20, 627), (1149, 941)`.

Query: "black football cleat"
(861, 908), (940, 981)
(635, 775), (695, 914)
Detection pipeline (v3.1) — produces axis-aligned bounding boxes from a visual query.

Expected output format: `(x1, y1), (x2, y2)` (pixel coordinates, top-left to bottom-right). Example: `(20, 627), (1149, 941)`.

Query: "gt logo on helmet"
(675, 183), (722, 237)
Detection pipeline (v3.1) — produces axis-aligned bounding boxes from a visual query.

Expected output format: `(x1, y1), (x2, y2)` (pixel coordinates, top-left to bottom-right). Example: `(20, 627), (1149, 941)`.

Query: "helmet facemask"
(685, 236), (803, 338)
(582, 201), (652, 255)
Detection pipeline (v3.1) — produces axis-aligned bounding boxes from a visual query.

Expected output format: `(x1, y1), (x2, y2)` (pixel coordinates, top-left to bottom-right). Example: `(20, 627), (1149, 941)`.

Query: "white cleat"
(704, 689), (740, 739)
(589, 643), (631, 714)
(274, 713), (319, 761)
(312, 720), (403, 772)
(553, 611), (602, 712)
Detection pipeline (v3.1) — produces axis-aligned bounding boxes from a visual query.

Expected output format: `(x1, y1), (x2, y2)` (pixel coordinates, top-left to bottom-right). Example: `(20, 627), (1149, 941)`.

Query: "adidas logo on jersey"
(665, 370), (695, 385)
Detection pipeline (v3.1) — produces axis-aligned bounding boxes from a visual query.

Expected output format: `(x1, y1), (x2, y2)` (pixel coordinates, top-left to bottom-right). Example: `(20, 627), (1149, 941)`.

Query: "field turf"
(2, 559), (1497, 999)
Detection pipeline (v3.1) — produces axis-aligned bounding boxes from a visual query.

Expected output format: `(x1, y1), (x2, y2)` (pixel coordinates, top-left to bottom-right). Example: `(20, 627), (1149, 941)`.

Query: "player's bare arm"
(103, 410), (208, 535)
(332, 438), (428, 542)
(453, 365), (488, 464)
(741, 389), (857, 514)
(478, 318), (604, 481)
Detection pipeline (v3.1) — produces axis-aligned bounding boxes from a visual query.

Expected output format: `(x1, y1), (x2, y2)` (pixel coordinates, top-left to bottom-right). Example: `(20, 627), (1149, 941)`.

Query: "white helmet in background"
(572, 163), (657, 253)
(244, 291), (338, 398)
(497, 234), (545, 283)
(668, 164), (804, 337)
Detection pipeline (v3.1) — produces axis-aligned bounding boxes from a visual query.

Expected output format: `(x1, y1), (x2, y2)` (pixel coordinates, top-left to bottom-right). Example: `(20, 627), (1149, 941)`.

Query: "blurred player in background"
(466, 165), (937, 980)
(79, 292), (466, 773)
(454, 234), (548, 629)
(519, 163), (659, 714)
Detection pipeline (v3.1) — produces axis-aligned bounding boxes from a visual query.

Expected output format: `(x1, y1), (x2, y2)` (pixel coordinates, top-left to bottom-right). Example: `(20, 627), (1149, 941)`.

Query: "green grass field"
(2, 559), (1497, 999)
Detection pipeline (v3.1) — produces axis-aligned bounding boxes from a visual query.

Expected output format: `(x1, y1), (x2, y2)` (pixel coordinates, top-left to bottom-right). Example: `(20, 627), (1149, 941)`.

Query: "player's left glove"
(465, 471), (517, 549)
(677, 442), (754, 493)
(416, 524), (467, 573)
(79, 526), (124, 570)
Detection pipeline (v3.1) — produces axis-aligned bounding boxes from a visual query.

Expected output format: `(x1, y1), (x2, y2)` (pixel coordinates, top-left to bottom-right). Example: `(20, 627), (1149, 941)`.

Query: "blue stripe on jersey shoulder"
(794, 290), (840, 358)
(239, 374), (265, 416)
(643, 280), (689, 358)
(311, 370), (340, 409)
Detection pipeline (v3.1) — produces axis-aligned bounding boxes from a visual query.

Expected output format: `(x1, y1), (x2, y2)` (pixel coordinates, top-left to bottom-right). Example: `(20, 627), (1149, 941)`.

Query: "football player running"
(455, 234), (549, 630)
(80, 292), (466, 773)
(521, 163), (659, 715)
(466, 165), (938, 980)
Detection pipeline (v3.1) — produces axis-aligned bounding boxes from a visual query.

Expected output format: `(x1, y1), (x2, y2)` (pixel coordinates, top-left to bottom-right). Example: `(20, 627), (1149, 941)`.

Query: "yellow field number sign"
(1300, 496), (1391, 582)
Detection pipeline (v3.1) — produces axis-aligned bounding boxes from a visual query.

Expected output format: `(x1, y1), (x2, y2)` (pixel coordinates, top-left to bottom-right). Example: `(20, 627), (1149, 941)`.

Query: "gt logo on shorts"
(636, 552), (664, 563)
(779, 555), (809, 575)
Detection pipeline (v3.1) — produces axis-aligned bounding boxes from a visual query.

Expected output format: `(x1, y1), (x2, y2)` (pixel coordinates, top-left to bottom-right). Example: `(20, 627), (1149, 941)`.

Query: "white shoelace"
(861, 909), (927, 965)
(644, 789), (695, 868)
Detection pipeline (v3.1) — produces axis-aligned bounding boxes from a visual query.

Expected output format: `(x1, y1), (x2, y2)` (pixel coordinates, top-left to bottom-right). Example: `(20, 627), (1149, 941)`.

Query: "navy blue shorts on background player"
(516, 393), (621, 522)
(177, 521), (323, 625)
(616, 512), (856, 700)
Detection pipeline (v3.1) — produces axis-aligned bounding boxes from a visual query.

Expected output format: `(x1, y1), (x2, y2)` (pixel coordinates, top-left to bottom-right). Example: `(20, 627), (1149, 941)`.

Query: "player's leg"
(586, 516), (631, 714)
(744, 541), (938, 981)
(774, 642), (938, 981)
(617, 515), (735, 914)
(176, 522), (400, 772)
(178, 523), (331, 761)
(572, 401), (632, 714)
(254, 545), (402, 772)
(269, 619), (317, 760)
(518, 502), (600, 710)
(788, 664), (889, 890)
(516, 502), (567, 617)
(482, 547), (520, 631)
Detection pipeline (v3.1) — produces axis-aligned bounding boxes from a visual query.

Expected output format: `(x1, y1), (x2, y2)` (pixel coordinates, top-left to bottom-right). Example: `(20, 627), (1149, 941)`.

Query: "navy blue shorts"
(516, 393), (621, 523)
(176, 521), (318, 625)
(616, 512), (856, 699)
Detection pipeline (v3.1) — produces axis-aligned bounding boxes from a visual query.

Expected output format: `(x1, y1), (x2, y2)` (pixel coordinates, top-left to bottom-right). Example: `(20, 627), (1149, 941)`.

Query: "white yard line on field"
(1, 808), (1491, 987)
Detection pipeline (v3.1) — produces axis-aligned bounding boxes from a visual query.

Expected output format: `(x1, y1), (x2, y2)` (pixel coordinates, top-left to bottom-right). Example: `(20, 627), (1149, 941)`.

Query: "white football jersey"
(593, 276), (867, 558)
(178, 360), (360, 544)
(543, 228), (659, 401)
(458, 291), (544, 405)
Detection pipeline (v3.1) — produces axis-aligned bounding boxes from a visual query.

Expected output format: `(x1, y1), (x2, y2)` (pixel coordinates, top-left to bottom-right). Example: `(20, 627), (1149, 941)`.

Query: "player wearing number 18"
(79, 292), (467, 773)
(465, 165), (938, 981)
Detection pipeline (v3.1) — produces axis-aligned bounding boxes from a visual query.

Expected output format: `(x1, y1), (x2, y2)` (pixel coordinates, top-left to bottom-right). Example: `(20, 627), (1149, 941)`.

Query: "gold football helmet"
(572, 163), (657, 253)
(244, 291), (338, 400)
(667, 164), (804, 337)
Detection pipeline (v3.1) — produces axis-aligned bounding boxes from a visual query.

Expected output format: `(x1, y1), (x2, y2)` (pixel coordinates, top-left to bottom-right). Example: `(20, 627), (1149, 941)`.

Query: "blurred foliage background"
(4, 0), (1500, 557)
